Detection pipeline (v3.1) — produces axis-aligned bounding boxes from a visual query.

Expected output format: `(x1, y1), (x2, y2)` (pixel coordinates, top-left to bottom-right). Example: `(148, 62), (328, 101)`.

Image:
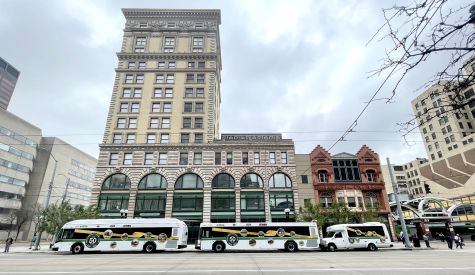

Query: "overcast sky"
(1, 0), (463, 164)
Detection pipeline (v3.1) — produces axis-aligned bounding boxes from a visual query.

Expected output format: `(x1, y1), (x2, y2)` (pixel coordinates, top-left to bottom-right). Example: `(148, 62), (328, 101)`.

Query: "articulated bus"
(53, 218), (188, 254)
(196, 222), (320, 252)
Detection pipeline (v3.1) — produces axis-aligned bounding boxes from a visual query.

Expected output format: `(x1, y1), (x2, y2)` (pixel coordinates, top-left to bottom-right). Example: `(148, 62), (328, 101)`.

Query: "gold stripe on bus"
(73, 229), (176, 240)
(346, 227), (386, 239)
(211, 228), (312, 238)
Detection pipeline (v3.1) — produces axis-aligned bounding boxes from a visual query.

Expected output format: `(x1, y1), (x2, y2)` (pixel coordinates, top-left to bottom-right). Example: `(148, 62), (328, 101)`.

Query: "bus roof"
(62, 218), (186, 229)
(326, 222), (386, 231)
(200, 222), (317, 227)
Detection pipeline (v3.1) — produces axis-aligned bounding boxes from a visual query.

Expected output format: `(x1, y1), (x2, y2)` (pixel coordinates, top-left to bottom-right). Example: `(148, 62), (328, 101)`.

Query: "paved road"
(1, 248), (475, 275)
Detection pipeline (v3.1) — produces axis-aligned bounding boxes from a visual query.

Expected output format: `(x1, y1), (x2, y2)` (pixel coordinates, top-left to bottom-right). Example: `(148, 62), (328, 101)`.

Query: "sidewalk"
(0, 241), (54, 254)
(391, 239), (475, 251)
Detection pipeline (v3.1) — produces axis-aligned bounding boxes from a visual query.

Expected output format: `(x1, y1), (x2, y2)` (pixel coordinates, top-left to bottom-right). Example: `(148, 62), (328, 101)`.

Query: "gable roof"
(332, 152), (357, 159)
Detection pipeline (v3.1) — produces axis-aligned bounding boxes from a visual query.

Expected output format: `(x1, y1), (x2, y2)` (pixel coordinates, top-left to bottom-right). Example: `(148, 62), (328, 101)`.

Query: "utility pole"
(33, 155), (58, 251)
(387, 158), (412, 248)
(61, 177), (70, 204)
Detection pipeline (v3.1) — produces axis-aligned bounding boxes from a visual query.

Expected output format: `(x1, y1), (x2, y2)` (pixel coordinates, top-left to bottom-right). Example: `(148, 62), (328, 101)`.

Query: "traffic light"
(424, 183), (431, 194)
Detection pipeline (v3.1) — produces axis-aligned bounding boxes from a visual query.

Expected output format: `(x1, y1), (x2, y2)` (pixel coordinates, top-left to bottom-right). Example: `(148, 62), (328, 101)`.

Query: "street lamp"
(284, 208), (290, 222)
(33, 148), (58, 251)
(120, 209), (128, 219)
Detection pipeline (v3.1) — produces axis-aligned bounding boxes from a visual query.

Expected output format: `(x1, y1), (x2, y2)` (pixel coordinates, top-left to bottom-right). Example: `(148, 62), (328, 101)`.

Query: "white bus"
(52, 218), (188, 254)
(196, 222), (320, 252)
(320, 222), (392, 252)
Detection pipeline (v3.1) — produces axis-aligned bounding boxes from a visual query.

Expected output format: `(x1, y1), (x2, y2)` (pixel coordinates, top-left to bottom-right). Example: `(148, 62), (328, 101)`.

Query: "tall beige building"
(92, 9), (299, 243)
(409, 57), (475, 198)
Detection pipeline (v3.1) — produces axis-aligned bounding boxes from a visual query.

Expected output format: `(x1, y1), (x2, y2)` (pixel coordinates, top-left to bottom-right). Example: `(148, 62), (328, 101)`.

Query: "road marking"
(1, 267), (475, 274)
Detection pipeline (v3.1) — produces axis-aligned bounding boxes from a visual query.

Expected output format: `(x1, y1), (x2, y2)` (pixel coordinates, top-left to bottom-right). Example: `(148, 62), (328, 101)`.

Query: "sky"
(0, 0), (459, 164)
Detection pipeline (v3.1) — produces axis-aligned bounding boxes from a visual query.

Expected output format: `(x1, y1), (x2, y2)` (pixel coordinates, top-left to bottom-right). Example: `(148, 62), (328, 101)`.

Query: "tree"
(370, 1), (475, 136)
(39, 202), (98, 238)
(14, 208), (31, 241)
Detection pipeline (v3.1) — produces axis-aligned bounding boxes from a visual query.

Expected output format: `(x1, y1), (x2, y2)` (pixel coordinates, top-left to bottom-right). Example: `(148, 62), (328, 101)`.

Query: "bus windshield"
(325, 231), (335, 238)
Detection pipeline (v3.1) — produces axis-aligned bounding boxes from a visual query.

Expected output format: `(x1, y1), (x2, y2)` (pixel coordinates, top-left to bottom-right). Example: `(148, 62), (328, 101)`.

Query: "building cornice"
(99, 142), (295, 151)
(122, 9), (221, 24)
(117, 53), (218, 61)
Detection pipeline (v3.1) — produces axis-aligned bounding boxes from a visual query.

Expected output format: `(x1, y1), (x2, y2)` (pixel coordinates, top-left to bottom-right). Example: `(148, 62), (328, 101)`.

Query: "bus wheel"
(285, 241), (298, 252)
(143, 242), (156, 253)
(71, 243), (84, 254)
(213, 241), (226, 253)
(367, 243), (378, 251)
(327, 244), (337, 252)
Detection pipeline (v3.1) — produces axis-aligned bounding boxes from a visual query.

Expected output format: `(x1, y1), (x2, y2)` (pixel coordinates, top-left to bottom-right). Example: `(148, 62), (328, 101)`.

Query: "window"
(197, 74), (205, 83)
(117, 118), (126, 128)
(150, 118), (159, 128)
(365, 192), (379, 209)
(226, 152), (233, 165)
(179, 152), (188, 165)
(194, 117), (203, 128)
(165, 88), (173, 98)
(175, 173), (203, 189)
(240, 173), (263, 188)
(135, 36), (146, 46)
(102, 173), (131, 190)
(123, 88), (131, 98)
(168, 61), (175, 69)
(185, 88), (194, 97)
(269, 152), (276, 164)
(160, 133), (169, 144)
(198, 61), (205, 68)
(319, 192), (333, 208)
(188, 61), (195, 68)
(135, 193), (167, 215)
(254, 152), (260, 164)
(183, 117), (192, 128)
(126, 134), (135, 144)
(147, 134), (156, 144)
(138, 62), (146, 69)
(158, 61), (165, 69)
(98, 194), (129, 212)
(120, 103), (128, 113)
(269, 173), (292, 188)
(166, 74), (174, 83)
(133, 88), (142, 98)
(173, 193), (203, 212)
(164, 37), (175, 52)
(195, 102), (204, 112)
(194, 133), (203, 143)
(131, 103), (140, 113)
(181, 133), (190, 143)
(161, 118), (170, 128)
(193, 37), (204, 47)
(123, 153), (133, 165)
(241, 192), (264, 210)
(144, 153), (154, 165)
(347, 197), (356, 207)
(332, 159), (360, 182)
(215, 152), (221, 165)
(154, 88), (162, 98)
(129, 118), (137, 129)
(112, 134), (122, 144)
(194, 152), (202, 165)
(301, 175), (308, 184)
(109, 153), (119, 165)
(125, 74), (134, 84)
(163, 103), (172, 113)
(158, 153), (168, 165)
(212, 192), (235, 211)
(156, 74), (164, 83)
(366, 170), (376, 182)
(152, 103), (160, 113)
(184, 102), (193, 112)
(269, 192), (294, 210)
(242, 152), (249, 165)
(136, 74), (144, 84)
(196, 88), (204, 97)
(128, 62), (136, 69)
(281, 152), (287, 164)
(186, 74), (195, 83)
(212, 173), (235, 189)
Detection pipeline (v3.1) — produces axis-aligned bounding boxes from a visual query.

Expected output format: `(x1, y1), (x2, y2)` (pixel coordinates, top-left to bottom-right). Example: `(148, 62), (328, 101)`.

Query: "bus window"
(325, 232), (335, 238)
(201, 228), (210, 238)
(62, 229), (75, 239)
(334, 232), (343, 238)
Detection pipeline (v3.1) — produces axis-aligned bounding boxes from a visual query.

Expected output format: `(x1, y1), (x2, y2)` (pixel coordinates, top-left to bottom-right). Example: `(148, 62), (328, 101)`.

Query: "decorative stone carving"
(114, 167), (121, 173)
(149, 167), (157, 173)
(220, 166), (226, 172)
(186, 167), (193, 172)
(177, 21), (194, 29)
(248, 166), (254, 172)
(150, 20), (166, 29)
(277, 166), (283, 172)
(205, 21), (217, 29)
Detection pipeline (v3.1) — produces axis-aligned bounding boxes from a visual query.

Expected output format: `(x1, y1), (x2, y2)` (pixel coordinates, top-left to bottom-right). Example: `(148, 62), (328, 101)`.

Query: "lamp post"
(284, 208), (290, 222)
(120, 209), (128, 219)
(33, 148), (58, 251)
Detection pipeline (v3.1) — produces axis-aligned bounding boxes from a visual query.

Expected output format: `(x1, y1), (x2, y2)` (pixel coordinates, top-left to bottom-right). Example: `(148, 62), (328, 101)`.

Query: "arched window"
(175, 173), (203, 189)
(212, 173), (235, 189)
(365, 192), (379, 208)
(268, 173), (292, 188)
(366, 169), (376, 182)
(320, 192), (333, 208)
(317, 170), (328, 183)
(138, 173), (167, 189)
(240, 173), (263, 188)
(102, 173), (131, 190)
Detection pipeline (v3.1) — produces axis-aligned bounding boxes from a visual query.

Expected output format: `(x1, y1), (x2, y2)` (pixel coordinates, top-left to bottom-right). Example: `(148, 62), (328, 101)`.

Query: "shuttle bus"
(52, 218), (188, 254)
(196, 222), (320, 252)
(320, 222), (392, 252)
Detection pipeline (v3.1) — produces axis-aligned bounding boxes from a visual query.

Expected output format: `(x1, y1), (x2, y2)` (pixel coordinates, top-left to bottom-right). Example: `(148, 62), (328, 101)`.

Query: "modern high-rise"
(0, 57), (20, 110)
(92, 9), (299, 243)
(410, 56), (475, 198)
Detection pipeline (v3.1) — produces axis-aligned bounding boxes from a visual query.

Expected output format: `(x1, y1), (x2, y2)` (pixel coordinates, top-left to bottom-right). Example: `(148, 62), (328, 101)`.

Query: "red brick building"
(309, 145), (392, 226)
